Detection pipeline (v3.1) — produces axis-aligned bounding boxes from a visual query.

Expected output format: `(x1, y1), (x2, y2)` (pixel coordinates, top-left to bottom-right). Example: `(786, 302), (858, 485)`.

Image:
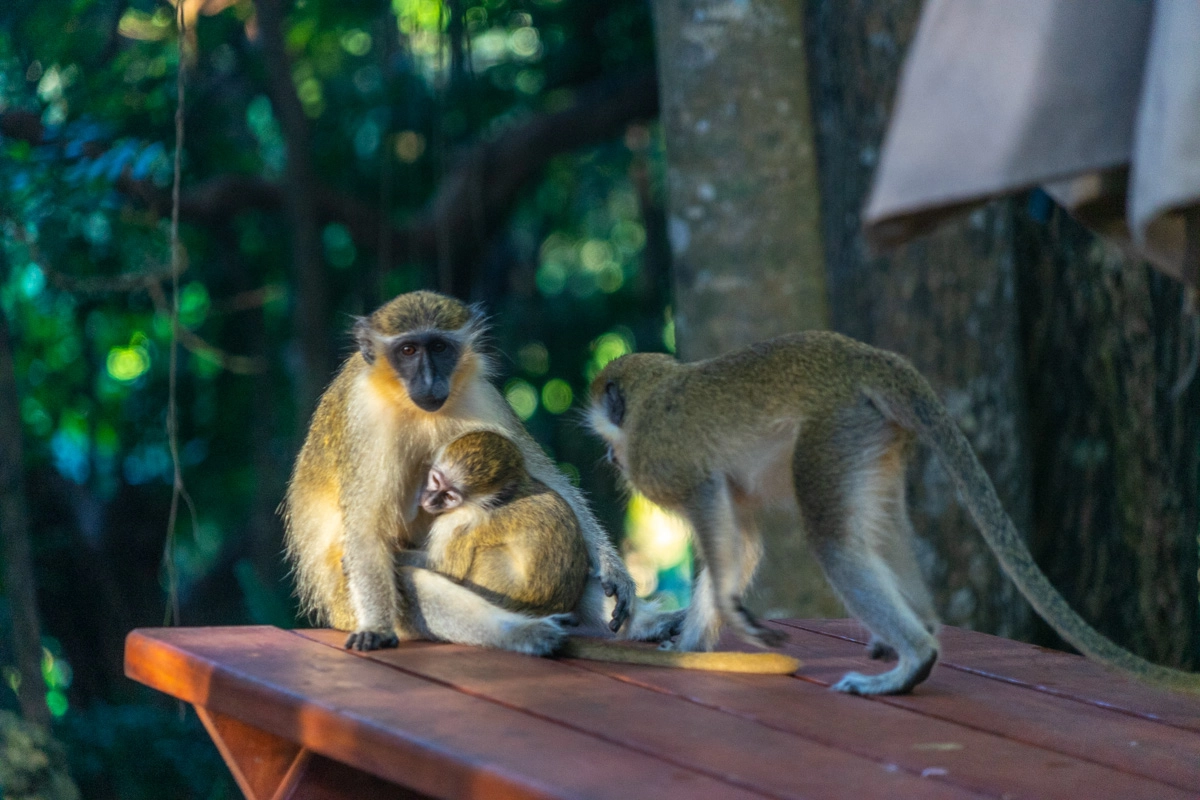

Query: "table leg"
(194, 706), (428, 800)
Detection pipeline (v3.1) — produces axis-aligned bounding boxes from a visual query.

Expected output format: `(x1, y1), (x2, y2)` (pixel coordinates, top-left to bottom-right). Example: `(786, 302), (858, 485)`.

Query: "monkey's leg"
(730, 493), (768, 597)
(399, 567), (571, 656)
(681, 477), (784, 650)
(880, 461), (940, 630)
(671, 567), (722, 651)
(867, 444), (939, 661)
(341, 523), (405, 651)
(796, 411), (939, 695)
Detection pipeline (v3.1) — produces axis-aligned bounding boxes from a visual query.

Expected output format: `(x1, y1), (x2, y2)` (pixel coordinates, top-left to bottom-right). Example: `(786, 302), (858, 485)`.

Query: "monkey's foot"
(731, 603), (788, 648)
(867, 637), (897, 661)
(832, 651), (937, 696)
(503, 614), (571, 657)
(345, 630), (401, 651)
(627, 608), (687, 643)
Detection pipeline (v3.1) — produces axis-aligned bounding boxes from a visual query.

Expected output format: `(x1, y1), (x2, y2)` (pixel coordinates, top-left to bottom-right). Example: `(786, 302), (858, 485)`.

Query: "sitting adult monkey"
(588, 331), (1200, 695)
(282, 290), (637, 653)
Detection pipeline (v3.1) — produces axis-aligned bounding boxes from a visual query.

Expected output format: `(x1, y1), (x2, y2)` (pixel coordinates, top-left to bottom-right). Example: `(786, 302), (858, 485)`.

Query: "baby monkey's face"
(420, 466), (463, 515)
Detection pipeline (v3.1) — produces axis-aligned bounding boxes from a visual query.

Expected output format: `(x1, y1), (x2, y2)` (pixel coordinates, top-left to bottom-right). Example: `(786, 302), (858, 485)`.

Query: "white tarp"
(864, 0), (1200, 285)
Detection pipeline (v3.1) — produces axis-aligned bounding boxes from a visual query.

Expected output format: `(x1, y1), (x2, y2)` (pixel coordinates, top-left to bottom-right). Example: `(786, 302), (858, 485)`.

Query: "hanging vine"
(161, 0), (195, 627)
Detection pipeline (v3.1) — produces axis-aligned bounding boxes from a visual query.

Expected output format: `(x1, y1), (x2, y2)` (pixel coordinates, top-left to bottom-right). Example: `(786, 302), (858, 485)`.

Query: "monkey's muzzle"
(420, 469), (462, 514)
(409, 385), (451, 412)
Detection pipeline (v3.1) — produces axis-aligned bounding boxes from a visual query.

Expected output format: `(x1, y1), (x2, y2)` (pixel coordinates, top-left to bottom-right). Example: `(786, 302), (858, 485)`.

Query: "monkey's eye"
(429, 341), (447, 354)
(400, 344), (417, 356)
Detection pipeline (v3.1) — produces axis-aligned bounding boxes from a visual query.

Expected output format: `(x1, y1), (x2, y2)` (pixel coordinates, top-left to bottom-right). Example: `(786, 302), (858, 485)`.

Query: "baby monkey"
(412, 430), (800, 674)
(419, 430), (590, 617)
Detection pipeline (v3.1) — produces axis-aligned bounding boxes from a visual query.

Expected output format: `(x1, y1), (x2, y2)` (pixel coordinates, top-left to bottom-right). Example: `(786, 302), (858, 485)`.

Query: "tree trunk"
(804, 0), (1033, 637)
(1015, 204), (1200, 666)
(651, 0), (840, 617)
(0, 308), (50, 728)
(254, 0), (330, 418)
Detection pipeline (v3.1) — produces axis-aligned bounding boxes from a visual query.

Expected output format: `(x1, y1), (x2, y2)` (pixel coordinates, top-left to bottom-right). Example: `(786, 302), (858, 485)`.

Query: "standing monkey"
(411, 430), (800, 673)
(283, 291), (634, 652)
(589, 331), (1200, 695)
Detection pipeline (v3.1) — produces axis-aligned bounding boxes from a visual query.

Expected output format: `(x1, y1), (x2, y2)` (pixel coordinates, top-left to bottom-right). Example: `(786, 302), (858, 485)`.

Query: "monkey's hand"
(600, 565), (637, 632)
(344, 629), (401, 651)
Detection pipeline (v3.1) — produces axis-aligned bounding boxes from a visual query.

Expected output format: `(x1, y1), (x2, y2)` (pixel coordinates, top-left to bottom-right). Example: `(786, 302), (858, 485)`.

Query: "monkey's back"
(459, 480), (590, 616)
(614, 332), (931, 502)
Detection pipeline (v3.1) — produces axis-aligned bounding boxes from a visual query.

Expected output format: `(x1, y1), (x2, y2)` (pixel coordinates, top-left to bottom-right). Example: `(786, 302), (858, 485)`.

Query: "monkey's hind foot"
(345, 630), (401, 651)
(832, 650), (937, 696)
(503, 613), (572, 656)
(626, 608), (686, 643)
(731, 602), (787, 648)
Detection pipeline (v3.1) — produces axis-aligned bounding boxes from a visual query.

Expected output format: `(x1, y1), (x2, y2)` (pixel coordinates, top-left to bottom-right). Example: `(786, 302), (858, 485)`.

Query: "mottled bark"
(652, 0), (839, 617)
(0, 309), (50, 728)
(653, 0), (828, 356)
(1016, 205), (1200, 667)
(254, 0), (330, 417)
(805, 0), (1033, 637)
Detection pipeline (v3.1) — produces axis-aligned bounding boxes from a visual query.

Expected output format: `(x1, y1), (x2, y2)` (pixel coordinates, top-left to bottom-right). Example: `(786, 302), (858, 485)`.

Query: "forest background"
(0, 1), (1196, 797)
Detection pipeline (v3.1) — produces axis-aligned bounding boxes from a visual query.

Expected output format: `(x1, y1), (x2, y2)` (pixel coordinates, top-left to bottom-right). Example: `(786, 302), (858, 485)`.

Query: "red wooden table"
(124, 620), (1200, 799)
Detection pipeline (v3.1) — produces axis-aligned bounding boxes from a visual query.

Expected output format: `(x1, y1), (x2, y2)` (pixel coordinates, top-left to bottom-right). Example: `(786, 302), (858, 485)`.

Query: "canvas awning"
(863, 0), (1200, 287)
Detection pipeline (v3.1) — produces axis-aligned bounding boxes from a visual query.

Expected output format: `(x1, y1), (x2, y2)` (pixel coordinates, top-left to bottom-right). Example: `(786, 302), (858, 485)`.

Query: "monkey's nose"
(412, 392), (449, 412)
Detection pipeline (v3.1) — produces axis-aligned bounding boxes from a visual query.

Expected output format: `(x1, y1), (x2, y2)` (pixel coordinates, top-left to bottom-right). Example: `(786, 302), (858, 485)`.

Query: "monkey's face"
(382, 332), (462, 412)
(420, 466), (464, 514)
(587, 379), (629, 473)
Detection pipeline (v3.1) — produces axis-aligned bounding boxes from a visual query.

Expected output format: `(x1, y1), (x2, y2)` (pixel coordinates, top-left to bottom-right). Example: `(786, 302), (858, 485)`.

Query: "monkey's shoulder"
(489, 479), (581, 534)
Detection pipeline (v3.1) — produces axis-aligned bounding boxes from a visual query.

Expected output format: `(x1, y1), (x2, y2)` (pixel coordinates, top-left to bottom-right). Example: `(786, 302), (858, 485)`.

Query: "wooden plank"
(765, 621), (1200, 794)
(295, 629), (985, 800)
(125, 627), (769, 800)
(559, 641), (1197, 800)
(784, 619), (1200, 734)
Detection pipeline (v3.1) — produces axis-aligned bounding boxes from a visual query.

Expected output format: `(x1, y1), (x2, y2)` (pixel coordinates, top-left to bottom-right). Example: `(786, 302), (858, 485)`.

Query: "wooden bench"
(124, 620), (1200, 799)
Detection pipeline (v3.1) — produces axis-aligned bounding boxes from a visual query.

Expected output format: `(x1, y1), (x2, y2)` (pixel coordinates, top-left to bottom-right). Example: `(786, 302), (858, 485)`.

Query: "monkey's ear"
(353, 317), (376, 364)
(603, 381), (625, 426)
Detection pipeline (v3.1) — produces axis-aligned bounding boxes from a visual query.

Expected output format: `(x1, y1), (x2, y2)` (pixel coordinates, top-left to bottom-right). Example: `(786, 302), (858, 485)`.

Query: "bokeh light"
(340, 30), (372, 56)
(106, 345), (150, 382)
(518, 342), (549, 375)
(541, 378), (573, 414)
(623, 493), (692, 598)
(504, 378), (538, 420)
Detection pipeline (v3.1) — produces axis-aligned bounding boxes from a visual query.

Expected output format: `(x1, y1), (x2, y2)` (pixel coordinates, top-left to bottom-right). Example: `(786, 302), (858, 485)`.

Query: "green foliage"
(2, 0), (665, 795)
(0, 711), (79, 800)
(60, 704), (231, 800)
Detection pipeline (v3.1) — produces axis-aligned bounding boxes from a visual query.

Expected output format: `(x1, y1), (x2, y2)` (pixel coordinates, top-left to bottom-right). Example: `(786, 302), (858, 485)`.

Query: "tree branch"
(0, 264), (51, 728)
(252, 0), (329, 413)
(117, 67), (660, 294)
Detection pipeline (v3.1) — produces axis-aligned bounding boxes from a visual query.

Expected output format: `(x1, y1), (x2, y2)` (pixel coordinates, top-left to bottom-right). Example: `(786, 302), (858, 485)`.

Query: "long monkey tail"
(560, 639), (801, 674)
(868, 370), (1200, 695)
